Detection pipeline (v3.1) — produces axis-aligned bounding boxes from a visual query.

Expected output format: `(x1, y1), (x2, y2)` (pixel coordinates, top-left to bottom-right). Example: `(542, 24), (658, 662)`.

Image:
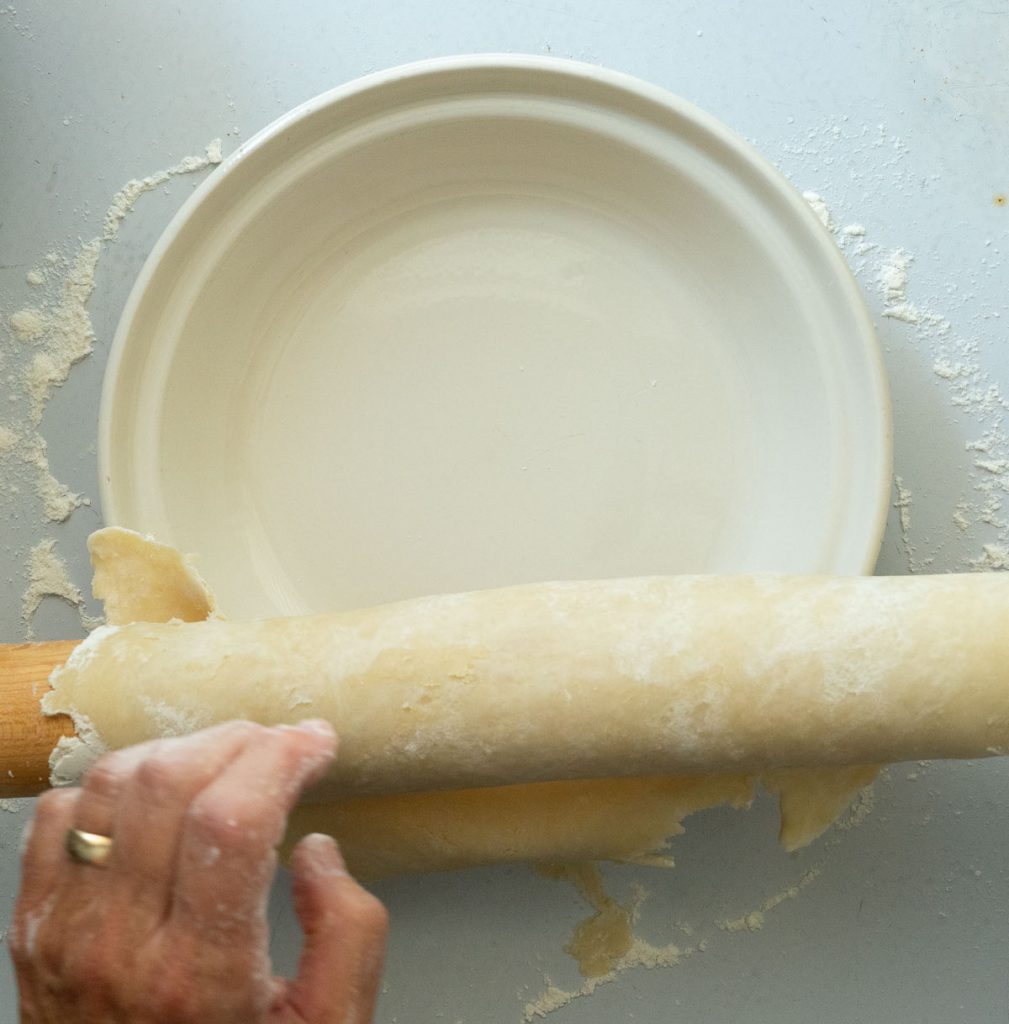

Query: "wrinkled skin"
(8, 720), (388, 1023)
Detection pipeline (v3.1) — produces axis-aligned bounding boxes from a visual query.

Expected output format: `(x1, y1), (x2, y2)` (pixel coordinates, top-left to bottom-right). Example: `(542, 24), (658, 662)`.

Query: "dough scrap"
(51, 527), (992, 877)
(764, 764), (880, 852)
(89, 527), (217, 626)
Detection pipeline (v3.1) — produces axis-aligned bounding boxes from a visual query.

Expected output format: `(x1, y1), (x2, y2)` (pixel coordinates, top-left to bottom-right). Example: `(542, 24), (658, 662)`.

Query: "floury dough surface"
(44, 527), (1009, 877)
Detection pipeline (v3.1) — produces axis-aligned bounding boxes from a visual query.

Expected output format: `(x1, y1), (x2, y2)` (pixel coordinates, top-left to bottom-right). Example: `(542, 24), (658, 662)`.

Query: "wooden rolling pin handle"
(1, 641), (79, 798)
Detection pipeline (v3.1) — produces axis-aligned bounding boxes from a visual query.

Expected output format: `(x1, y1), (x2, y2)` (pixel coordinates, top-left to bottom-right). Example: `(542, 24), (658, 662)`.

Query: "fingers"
(73, 741), (155, 839)
(103, 722), (262, 927)
(285, 833), (388, 1024)
(57, 726), (257, 932)
(170, 721), (336, 944)
(12, 789), (79, 939)
(9, 788), (79, 1000)
(59, 741), (162, 915)
(10, 721), (345, 1024)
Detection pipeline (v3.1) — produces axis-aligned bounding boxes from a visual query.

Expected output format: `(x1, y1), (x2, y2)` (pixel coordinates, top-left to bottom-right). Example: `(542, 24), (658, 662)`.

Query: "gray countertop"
(2, 2), (1007, 1021)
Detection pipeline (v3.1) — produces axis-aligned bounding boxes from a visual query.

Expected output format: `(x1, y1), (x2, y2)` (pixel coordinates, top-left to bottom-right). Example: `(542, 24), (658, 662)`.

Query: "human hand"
(8, 720), (387, 1023)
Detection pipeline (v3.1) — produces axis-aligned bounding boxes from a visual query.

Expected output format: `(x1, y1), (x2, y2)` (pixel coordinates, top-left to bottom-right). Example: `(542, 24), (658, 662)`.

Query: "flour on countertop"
(523, 865), (821, 1021)
(21, 538), (101, 638)
(970, 544), (1009, 571)
(1, 141), (224, 635)
(717, 868), (820, 934)
(889, 475), (931, 573)
(801, 191), (835, 232)
(8, 308), (48, 343)
(952, 502), (972, 531)
(794, 146), (1007, 573)
(25, 435), (86, 521)
(22, 238), (101, 426)
(523, 937), (687, 1021)
(834, 782), (876, 832)
(878, 249), (911, 304)
(893, 475), (912, 537)
(719, 910), (765, 932)
(102, 140), (223, 240)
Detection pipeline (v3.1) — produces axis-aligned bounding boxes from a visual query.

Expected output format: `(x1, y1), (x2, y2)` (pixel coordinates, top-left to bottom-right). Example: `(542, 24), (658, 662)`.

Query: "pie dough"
(43, 528), (1009, 877)
(88, 527), (218, 626)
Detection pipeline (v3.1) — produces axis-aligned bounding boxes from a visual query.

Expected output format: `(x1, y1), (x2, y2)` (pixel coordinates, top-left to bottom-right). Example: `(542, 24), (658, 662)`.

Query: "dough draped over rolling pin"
(44, 565), (1009, 794)
(40, 528), (1009, 876)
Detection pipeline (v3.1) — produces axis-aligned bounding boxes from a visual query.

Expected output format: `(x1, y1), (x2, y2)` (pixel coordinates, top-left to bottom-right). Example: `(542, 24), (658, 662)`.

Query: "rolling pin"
(4, 571), (1009, 803)
(1, 641), (77, 797)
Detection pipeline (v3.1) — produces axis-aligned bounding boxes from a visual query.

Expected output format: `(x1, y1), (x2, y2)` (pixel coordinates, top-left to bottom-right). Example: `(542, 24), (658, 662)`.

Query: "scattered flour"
(890, 475), (931, 572)
(719, 910), (765, 933)
(893, 475), (913, 537)
(878, 249), (911, 305)
(523, 938), (687, 1021)
(524, 983), (575, 1020)
(19, 540), (104, 635)
(796, 149), (1007, 573)
(102, 140), (223, 240)
(834, 784), (876, 832)
(716, 869), (820, 935)
(970, 544), (1009, 571)
(762, 869), (822, 909)
(0, 798), (25, 813)
(1, 140), (223, 634)
(20, 538), (98, 638)
(25, 435), (86, 520)
(801, 190), (835, 232)
(524, 865), (822, 1020)
(8, 308), (48, 343)
(22, 239), (101, 426)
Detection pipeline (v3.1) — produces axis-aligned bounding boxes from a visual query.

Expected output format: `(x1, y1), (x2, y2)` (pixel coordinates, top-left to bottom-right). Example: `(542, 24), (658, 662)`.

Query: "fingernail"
(305, 832), (347, 874)
(296, 719), (335, 738)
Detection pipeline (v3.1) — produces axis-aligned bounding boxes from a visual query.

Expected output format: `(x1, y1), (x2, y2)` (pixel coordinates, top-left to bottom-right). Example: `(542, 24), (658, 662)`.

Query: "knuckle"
(233, 719), (265, 737)
(33, 787), (75, 822)
(145, 970), (198, 1021)
(66, 919), (133, 994)
(35, 922), (67, 977)
(198, 719), (261, 747)
(65, 945), (113, 997)
(186, 795), (251, 849)
(220, 719), (264, 742)
(134, 755), (182, 802)
(82, 752), (130, 797)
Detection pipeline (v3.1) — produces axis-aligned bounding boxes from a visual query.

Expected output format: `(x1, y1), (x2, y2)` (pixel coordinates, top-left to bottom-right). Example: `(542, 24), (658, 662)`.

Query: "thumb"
(284, 833), (388, 1024)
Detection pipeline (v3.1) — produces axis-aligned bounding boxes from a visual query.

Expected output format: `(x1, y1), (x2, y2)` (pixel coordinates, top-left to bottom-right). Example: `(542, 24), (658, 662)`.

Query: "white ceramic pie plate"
(100, 55), (891, 621)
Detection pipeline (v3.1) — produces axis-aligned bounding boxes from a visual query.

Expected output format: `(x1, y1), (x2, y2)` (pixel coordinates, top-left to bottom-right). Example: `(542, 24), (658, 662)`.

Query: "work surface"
(2, 2), (1008, 1020)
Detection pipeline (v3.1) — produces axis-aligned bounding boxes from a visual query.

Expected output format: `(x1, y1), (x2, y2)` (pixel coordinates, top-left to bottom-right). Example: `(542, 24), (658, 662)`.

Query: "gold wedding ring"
(65, 828), (114, 867)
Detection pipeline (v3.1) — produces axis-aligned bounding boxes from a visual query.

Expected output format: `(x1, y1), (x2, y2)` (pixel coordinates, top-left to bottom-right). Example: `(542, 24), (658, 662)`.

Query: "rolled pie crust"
(46, 528), (1009, 877)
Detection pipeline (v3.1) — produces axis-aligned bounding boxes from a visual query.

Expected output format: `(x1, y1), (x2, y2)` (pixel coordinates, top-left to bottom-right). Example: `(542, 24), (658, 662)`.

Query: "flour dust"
(1, 141), (223, 637)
